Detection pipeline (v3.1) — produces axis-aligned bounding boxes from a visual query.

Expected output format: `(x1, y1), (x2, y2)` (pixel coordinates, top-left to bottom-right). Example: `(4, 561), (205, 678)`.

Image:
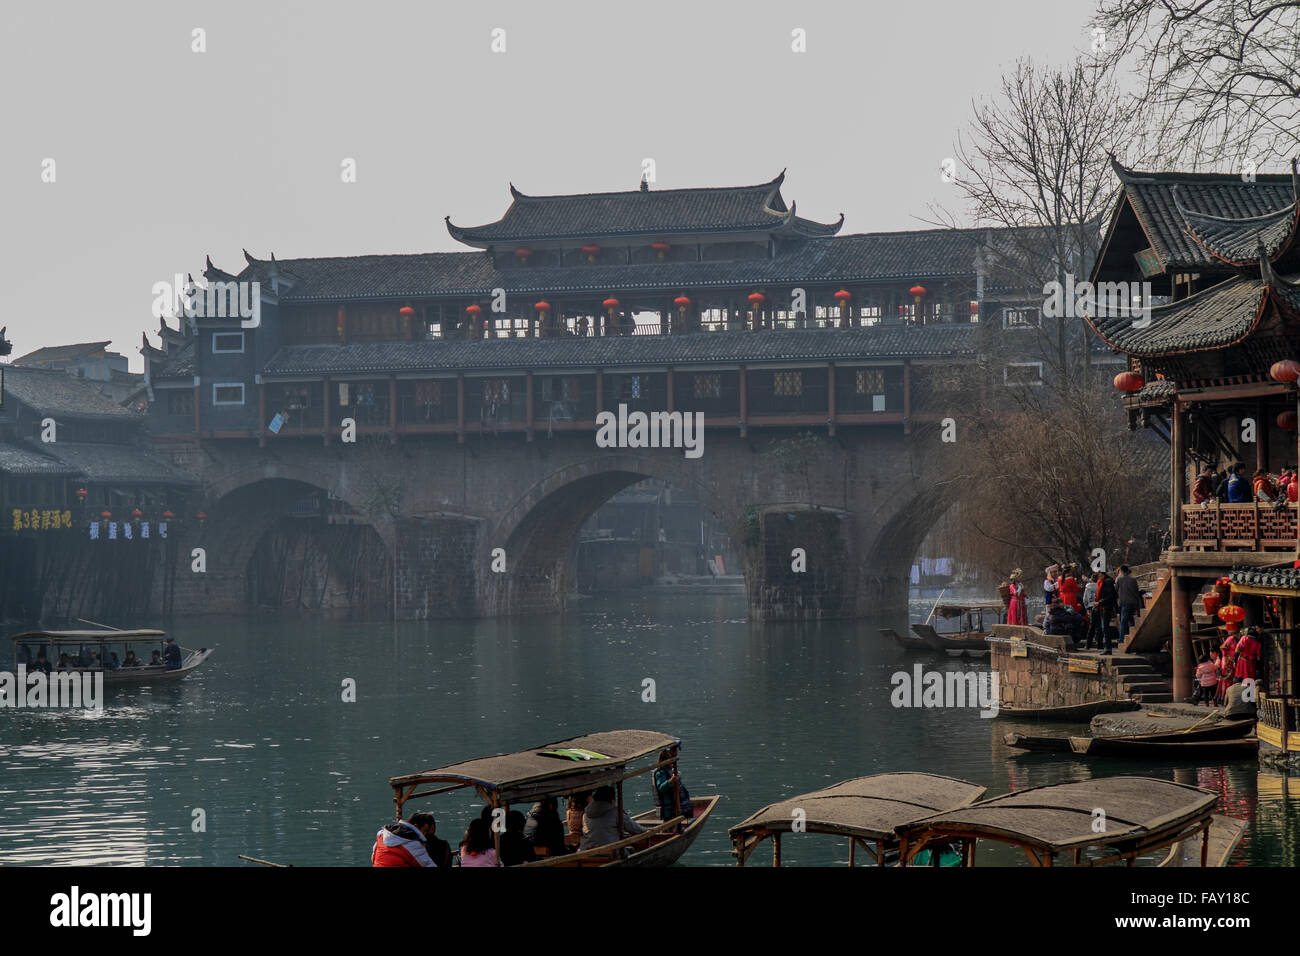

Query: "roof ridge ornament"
(640, 175), (649, 192)
(1258, 236), (1276, 287)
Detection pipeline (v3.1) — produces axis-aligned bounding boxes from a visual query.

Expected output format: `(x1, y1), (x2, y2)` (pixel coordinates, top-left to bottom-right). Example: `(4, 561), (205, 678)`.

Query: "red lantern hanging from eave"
(833, 290), (851, 305)
(398, 306), (416, 321)
(747, 293), (766, 308)
(1269, 359), (1300, 383)
(1114, 370), (1145, 392)
(162, 510), (175, 520)
(196, 511), (208, 524)
(99, 510), (112, 520)
(534, 301), (551, 313)
(651, 241), (671, 259)
(76, 488), (87, 502)
(602, 298), (620, 311)
(1218, 603), (1246, 628)
(909, 285), (927, 304)
(673, 296), (691, 311)
(465, 304), (482, 316)
(514, 247), (532, 262)
(131, 508), (143, 520)
(1279, 409), (1298, 430)
(582, 244), (601, 262)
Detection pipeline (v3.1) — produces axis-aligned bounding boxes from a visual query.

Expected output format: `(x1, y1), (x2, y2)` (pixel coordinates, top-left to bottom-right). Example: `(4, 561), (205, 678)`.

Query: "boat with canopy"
(10, 629), (214, 685)
(386, 729), (718, 867)
(895, 776), (1227, 867)
(909, 601), (1002, 655)
(728, 772), (987, 866)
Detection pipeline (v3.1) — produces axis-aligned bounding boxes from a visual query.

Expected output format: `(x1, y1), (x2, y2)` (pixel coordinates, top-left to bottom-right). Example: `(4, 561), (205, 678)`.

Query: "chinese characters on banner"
(11, 509), (72, 531)
(87, 521), (168, 540)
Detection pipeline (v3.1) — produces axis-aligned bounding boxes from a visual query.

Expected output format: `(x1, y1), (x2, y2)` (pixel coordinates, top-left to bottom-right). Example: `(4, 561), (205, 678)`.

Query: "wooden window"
(212, 332), (244, 353)
(773, 371), (803, 396)
(483, 379), (510, 404)
(212, 383), (245, 405)
(415, 382), (442, 405)
(693, 374), (721, 398)
(856, 369), (884, 394)
(1003, 362), (1044, 386)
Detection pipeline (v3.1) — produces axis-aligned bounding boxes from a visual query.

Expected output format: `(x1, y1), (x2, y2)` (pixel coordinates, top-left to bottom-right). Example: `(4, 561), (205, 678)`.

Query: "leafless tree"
(1093, 0), (1300, 168)
(929, 58), (1132, 390)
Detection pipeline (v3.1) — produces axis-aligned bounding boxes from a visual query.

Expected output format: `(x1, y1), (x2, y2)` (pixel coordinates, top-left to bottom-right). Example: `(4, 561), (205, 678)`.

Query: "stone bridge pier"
(168, 425), (959, 622)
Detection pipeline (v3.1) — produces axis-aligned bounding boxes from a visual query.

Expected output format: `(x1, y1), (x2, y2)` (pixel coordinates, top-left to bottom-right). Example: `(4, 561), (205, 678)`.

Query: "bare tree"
(930, 57), (1131, 390)
(1094, 0), (1300, 168)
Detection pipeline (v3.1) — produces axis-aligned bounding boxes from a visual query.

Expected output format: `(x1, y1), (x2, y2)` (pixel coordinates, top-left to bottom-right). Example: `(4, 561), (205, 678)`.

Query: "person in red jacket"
(372, 812), (440, 867)
(1234, 626), (1262, 682)
(1191, 466), (1214, 505)
(1058, 565), (1081, 612)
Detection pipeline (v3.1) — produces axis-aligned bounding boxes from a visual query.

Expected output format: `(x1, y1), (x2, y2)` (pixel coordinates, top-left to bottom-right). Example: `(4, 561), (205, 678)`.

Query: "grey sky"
(1, 0), (1097, 370)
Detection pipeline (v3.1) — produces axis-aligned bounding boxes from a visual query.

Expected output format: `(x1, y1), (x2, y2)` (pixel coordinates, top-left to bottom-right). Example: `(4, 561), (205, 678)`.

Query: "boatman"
(372, 812), (439, 867)
(163, 638), (182, 670)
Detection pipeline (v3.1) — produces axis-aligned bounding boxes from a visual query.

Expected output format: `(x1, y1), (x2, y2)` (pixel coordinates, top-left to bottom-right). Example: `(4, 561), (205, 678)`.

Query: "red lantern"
(1114, 370), (1145, 392)
(465, 304), (482, 316)
(398, 306), (416, 319)
(1218, 604), (1246, 630)
(100, 510), (112, 520)
(1269, 359), (1300, 383)
(602, 298), (620, 310)
(909, 285), (927, 303)
(833, 290), (851, 306)
(673, 296), (691, 310)
(651, 241), (671, 259)
(1279, 410), (1298, 431)
(1202, 592), (1222, 618)
(162, 510), (175, 520)
(131, 508), (143, 520)
(76, 488), (87, 503)
(582, 244), (601, 262)
(514, 247), (532, 262)
(196, 511), (208, 524)
(534, 301), (550, 313)
(970, 301), (979, 315)
(747, 293), (765, 307)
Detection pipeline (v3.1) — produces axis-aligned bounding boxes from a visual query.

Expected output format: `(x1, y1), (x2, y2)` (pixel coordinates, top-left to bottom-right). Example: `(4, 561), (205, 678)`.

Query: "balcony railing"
(1259, 695), (1299, 732)
(1180, 502), (1297, 551)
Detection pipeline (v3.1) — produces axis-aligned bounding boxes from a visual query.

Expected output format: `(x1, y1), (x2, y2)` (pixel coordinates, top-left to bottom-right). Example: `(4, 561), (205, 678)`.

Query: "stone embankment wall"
(989, 624), (1124, 709)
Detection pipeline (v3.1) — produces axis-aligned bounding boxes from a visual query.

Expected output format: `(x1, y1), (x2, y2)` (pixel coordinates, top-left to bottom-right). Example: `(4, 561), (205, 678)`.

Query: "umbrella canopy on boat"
(729, 772), (987, 866)
(389, 729), (680, 807)
(895, 776), (1218, 866)
(12, 629), (167, 645)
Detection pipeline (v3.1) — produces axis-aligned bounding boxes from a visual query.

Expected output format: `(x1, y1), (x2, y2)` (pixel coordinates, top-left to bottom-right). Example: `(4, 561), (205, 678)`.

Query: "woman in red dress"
(1217, 634), (1238, 704)
(1007, 569), (1027, 625)
(1233, 627), (1261, 683)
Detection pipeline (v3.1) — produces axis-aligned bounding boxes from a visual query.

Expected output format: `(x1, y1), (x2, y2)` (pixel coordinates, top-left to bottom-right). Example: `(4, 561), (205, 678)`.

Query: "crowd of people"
(14, 639), (182, 673)
(1017, 562), (1144, 655)
(1193, 626), (1262, 707)
(372, 750), (693, 867)
(1191, 463), (1299, 508)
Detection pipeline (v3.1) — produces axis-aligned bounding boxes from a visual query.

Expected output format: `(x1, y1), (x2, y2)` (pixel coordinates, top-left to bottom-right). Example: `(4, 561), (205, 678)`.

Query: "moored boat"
(907, 601), (1001, 656)
(1068, 734), (1261, 759)
(1005, 717), (1256, 753)
(996, 699), (1138, 721)
(11, 629), (214, 685)
(1002, 731), (1075, 752)
(880, 627), (933, 652)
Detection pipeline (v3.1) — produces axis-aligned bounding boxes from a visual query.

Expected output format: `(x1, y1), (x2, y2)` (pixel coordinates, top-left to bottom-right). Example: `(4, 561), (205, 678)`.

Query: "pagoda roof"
(260, 324), (977, 376)
(444, 171), (844, 245)
(1, 367), (140, 421)
(1086, 266), (1300, 357)
(235, 226), (1002, 303)
(1104, 156), (1300, 274)
(13, 341), (113, 365)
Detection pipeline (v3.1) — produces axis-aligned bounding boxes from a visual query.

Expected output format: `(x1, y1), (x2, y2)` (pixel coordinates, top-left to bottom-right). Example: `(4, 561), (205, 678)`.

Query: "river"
(0, 590), (1294, 866)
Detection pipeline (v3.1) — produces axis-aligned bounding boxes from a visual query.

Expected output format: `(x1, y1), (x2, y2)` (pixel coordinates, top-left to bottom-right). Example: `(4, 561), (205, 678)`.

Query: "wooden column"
(738, 366), (748, 435)
(902, 360), (912, 435)
(1171, 571), (1194, 700)
(322, 377), (331, 446)
(827, 362), (836, 436)
(258, 382), (266, 448)
(1169, 400), (1185, 549)
(525, 371), (534, 442)
(456, 374), (465, 443)
(388, 375), (398, 445)
(338, 305), (348, 344)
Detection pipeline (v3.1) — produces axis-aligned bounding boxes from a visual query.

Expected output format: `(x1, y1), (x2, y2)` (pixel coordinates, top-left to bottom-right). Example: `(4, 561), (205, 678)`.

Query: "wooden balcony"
(1180, 502), (1298, 551)
(1258, 694), (1300, 754)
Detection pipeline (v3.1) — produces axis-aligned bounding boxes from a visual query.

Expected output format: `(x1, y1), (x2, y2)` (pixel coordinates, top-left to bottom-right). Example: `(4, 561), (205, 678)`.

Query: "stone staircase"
(1120, 568), (1171, 654)
(1103, 653), (1173, 703)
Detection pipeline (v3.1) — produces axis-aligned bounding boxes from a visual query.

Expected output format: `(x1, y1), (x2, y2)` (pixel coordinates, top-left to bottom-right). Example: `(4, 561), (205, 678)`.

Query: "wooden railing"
(1180, 502), (1297, 551)
(1258, 695), (1299, 732)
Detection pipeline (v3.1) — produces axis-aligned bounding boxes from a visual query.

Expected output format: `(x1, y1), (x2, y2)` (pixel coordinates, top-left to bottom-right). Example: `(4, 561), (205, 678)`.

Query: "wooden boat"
(730, 772), (987, 866)
(11, 629), (214, 685)
(1005, 718), (1255, 753)
(910, 623), (990, 655)
(907, 601), (1001, 656)
(880, 627), (932, 652)
(996, 699), (1138, 721)
(896, 776), (1222, 867)
(1069, 734), (1260, 759)
(1159, 814), (1248, 867)
(387, 729), (714, 868)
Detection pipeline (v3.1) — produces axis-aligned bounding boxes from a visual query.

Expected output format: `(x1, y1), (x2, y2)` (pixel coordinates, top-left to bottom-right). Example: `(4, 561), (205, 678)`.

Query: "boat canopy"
(933, 602), (1002, 618)
(12, 630), (167, 645)
(389, 730), (681, 807)
(729, 773), (987, 865)
(895, 776), (1217, 866)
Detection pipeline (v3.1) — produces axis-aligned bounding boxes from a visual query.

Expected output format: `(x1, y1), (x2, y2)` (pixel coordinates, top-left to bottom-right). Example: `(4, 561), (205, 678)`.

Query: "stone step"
(1132, 692), (1174, 703)
(1121, 680), (1173, 695)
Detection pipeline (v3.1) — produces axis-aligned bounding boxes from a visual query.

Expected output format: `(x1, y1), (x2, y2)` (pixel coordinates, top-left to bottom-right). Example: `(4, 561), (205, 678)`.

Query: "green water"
(0, 591), (1294, 866)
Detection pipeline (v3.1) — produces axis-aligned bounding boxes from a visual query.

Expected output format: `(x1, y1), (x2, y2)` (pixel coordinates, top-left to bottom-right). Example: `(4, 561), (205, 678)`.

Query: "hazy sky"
(2, 0), (1098, 370)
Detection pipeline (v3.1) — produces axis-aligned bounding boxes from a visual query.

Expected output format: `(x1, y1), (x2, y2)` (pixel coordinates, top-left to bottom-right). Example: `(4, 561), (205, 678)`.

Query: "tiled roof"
(0, 442), (78, 476)
(150, 340), (195, 381)
(261, 325), (978, 375)
(444, 172), (845, 244)
(37, 442), (195, 484)
(238, 227), (1001, 303)
(1176, 197), (1297, 265)
(13, 341), (113, 365)
(1088, 274), (1269, 356)
(1110, 158), (1298, 272)
(2, 366), (140, 421)
(1230, 567), (1300, 591)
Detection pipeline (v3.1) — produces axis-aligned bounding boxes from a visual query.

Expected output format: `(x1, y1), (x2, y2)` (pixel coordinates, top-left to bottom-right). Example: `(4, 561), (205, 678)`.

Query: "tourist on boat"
(580, 785), (646, 851)
(32, 648), (51, 675)
(1006, 570), (1027, 626)
(1192, 466), (1215, 505)
(653, 750), (694, 822)
(105, 651), (120, 670)
(1115, 566), (1140, 642)
(163, 638), (182, 670)
(523, 797), (568, 856)
(122, 650), (140, 668)
(371, 812), (439, 867)
(1226, 463), (1250, 502)
(149, 650), (162, 666)
(499, 810), (537, 866)
(1194, 655), (1218, 706)
(58, 652), (72, 669)
(566, 791), (589, 839)
(459, 817), (500, 867)
(1234, 627), (1261, 682)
